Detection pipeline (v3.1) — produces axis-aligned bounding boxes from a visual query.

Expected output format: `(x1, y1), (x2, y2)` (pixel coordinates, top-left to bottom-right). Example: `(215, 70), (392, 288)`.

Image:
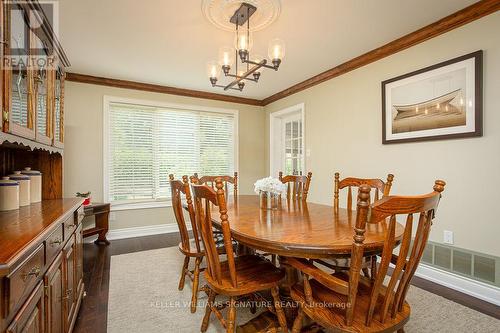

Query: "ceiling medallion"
(205, 2), (285, 92)
(202, 0), (281, 32)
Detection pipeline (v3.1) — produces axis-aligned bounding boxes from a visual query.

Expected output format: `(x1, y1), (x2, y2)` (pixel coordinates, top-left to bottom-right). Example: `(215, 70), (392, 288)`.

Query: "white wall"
(64, 82), (265, 229)
(265, 12), (500, 257)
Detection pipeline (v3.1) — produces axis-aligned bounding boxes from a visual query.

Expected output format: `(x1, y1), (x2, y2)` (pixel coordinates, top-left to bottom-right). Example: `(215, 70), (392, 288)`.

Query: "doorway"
(269, 103), (305, 178)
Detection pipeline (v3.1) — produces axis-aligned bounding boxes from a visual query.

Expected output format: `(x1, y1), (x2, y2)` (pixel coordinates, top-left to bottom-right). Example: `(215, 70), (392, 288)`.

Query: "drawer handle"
(66, 223), (75, 229)
(22, 266), (41, 281)
(50, 238), (62, 246)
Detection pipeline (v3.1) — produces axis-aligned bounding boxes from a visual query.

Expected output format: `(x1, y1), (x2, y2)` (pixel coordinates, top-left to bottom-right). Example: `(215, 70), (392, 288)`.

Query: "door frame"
(269, 103), (305, 177)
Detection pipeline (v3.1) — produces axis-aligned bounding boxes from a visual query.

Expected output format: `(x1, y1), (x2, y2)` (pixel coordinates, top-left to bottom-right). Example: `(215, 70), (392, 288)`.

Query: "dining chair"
(191, 172), (238, 198)
(287, 180), (446, 333)
(169, 174), (229, 313)
(318, 172), (395, 276)
(190, 172), (240, 250)
(191, 179), (288, 333)
(169, 174), (205, 313)
(333, 172), (394, 213)
(261, 172), (313, 265)
(279, 171), (313, 201)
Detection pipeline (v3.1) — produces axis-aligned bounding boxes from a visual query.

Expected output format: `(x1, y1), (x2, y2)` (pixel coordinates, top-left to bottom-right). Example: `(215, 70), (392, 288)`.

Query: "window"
(104, 97), (237, 208)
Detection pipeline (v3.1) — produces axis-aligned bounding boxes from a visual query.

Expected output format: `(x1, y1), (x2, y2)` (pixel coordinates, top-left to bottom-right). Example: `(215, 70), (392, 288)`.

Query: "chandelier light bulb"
(268, 38), (285, 61)
(239, 35), (248, 50)
(206, 60), (221, 86)
(234, 28), (253, 51)
(218, 46), (234, 67)
(206, 61), (220, 78)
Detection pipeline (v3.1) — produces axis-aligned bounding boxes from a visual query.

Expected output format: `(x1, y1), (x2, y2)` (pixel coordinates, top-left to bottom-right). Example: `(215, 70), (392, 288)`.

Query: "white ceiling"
(58, 0), (478, 100)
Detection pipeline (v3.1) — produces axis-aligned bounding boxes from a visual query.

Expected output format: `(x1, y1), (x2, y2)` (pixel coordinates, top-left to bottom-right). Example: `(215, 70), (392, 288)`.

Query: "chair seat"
(205, 255), (285, 296)
(291, 272), (410, 333)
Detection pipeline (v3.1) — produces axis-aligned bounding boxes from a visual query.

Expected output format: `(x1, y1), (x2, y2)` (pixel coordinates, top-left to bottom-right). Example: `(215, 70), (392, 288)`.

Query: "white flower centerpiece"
(254, 177), (287, 210)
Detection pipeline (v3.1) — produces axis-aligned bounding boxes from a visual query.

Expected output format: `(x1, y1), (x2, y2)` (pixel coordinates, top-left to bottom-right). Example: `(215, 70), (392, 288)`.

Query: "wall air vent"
(420, 241), (499, 287)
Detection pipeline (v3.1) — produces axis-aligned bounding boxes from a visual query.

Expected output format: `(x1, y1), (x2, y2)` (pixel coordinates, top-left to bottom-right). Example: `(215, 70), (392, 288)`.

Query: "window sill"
(110, 201), (172, 211)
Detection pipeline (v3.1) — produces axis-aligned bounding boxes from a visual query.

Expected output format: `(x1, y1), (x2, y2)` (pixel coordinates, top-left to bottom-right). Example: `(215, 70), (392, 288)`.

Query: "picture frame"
(382, 50), (483, 144)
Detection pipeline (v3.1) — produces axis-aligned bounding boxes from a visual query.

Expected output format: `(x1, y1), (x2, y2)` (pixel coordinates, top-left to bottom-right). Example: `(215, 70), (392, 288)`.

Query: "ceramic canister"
(21, 167), (42, 203)
(8, 171), (31, 206)
(0, 177), (19, 211)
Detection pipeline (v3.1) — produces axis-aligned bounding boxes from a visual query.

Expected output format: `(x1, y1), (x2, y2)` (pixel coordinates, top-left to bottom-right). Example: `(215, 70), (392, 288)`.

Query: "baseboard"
(83, 224), (184, 243)
(415, 263), (500, 306)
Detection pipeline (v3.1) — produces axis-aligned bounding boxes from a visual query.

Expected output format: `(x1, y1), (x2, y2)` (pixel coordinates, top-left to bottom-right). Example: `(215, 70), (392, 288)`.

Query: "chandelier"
(206, 3), (285, 91)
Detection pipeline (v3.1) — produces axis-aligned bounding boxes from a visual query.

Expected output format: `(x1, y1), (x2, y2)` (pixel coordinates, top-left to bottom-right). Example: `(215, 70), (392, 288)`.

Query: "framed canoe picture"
(382, 50), (482, 144)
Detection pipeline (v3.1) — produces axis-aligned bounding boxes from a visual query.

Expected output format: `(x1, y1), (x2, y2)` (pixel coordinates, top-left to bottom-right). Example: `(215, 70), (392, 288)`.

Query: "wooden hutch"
(0, 1), (84, 333)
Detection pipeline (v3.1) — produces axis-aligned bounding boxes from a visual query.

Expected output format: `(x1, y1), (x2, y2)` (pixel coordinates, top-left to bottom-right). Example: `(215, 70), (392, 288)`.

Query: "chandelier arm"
(212, 84), (244, 91)
(225, 74), (258, 83)
(223, 60), (266, 91)
(242, 59), (277, 70)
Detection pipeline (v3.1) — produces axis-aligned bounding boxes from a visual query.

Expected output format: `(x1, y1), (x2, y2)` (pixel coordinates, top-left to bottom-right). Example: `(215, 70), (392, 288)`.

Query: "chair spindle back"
(346, 180), (446, 326)
(333, 172), (394, 213)
(191, 179), (238, 288)
(279, 171), (312, 201)
(191, 172), (238, 199)
(169, 174), (201, 253)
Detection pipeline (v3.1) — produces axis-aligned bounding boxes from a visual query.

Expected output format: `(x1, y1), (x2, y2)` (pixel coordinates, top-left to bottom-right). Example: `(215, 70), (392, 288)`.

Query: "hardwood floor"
(73, 233), (182, 333)
(73, 233), (500, 333)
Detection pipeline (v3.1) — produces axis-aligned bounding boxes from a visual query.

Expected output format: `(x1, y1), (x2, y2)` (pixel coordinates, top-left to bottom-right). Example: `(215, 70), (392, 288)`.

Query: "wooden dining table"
(211, 195), (403, 258)
(206, 195), (405, 332)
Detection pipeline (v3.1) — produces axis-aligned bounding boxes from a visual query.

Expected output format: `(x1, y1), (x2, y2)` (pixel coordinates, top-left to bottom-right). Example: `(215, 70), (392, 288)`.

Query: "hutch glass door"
(53, 69), (64, 148)
(33, 34), (51, 145)
(7, 3), (35, 139)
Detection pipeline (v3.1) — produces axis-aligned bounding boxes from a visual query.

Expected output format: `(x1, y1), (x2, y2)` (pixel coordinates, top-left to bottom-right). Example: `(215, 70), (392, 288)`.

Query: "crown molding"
(66, 0), (499, 108)
(65, 73), (264, 106)
(261, 0), (500, 105)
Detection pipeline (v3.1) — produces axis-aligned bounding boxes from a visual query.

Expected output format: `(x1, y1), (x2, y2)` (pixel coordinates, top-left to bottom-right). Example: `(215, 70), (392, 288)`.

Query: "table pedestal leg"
(278, 255), (301, 327)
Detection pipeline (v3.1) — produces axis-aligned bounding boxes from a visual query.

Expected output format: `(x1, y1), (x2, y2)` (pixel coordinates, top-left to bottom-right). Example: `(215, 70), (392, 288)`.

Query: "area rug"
(107, 247), (499, 332)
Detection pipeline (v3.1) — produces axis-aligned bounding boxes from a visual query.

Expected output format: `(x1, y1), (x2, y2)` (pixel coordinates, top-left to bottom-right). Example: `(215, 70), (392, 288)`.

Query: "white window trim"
(269, 103), (305, 177)
(103, 95), (239, 211)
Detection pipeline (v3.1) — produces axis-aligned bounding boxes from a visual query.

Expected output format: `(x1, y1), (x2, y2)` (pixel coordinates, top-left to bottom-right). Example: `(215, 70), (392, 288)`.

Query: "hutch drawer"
(63, 216), (77, 241)
(5, 245), (44, 318)
(45, 224), (64, 264)
(5, 282), (44, 333)
(75, 206), (85, 225)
